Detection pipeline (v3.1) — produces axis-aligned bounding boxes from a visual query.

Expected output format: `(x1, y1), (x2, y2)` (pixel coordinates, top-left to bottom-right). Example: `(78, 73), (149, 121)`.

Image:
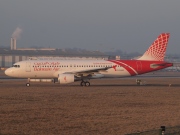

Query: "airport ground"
(0, 71), (180, 135)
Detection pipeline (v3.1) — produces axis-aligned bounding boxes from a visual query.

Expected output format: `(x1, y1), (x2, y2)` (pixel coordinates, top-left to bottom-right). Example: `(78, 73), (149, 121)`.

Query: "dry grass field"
(0, 77), (180, 135)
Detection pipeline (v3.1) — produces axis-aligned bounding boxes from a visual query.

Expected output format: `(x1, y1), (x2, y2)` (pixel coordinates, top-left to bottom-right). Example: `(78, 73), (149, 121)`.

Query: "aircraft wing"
(64, 67), (111, 77)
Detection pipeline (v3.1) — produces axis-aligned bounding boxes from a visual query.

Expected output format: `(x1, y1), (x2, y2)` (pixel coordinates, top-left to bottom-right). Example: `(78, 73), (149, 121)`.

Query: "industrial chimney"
(11, 38), (16, 50)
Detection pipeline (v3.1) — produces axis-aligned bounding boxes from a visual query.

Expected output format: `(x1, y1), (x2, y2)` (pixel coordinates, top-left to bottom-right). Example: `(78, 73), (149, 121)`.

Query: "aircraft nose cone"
(5, 68), (12, 76)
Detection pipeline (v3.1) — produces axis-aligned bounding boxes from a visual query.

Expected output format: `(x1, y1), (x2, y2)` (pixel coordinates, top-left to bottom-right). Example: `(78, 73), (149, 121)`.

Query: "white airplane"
(5, 33), (173, 87)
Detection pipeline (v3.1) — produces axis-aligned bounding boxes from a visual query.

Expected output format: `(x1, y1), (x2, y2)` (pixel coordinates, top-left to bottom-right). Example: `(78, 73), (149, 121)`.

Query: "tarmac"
(0, 71), (180, 135)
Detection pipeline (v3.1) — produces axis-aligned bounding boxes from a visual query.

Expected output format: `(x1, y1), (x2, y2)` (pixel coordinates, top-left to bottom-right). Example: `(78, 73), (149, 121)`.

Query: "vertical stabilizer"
(138, 33), (170, 61)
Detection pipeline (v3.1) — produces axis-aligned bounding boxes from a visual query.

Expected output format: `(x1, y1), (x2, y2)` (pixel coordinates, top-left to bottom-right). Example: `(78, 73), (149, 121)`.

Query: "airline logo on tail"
(138, 33), (170, 61)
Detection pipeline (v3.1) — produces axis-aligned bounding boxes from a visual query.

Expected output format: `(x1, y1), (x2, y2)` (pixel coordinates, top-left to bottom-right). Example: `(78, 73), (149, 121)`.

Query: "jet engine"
(58, 74), (75, 84)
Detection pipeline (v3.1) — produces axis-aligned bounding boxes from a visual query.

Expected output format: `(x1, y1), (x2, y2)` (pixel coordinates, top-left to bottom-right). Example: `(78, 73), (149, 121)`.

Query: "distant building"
(16, 48), (56, 51)
(115, 56), (120, 60)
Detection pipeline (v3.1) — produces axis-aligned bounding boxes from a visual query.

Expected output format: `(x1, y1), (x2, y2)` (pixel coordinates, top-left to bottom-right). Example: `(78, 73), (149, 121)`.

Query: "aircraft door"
(136, 61), (142, 71)
(26, 62), (31, 72)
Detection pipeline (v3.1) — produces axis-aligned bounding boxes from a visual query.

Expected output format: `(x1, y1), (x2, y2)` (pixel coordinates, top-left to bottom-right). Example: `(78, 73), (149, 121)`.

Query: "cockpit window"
(13, 65), (20, 68)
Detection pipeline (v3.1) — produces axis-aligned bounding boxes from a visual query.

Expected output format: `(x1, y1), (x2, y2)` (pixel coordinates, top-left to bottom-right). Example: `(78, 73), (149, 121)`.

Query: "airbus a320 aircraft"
(5, 33), (173, 87)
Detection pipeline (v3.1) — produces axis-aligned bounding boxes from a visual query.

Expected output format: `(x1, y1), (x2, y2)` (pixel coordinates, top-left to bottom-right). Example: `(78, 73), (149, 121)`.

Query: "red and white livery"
(5, 33), (173, 86)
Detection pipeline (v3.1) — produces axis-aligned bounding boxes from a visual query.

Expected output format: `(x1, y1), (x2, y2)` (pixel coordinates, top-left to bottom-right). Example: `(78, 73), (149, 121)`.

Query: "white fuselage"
(5, 60), (132, 79)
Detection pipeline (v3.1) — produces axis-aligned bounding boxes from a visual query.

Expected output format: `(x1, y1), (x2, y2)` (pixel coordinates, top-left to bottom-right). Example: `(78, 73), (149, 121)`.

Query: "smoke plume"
(12, 27), (23, 39)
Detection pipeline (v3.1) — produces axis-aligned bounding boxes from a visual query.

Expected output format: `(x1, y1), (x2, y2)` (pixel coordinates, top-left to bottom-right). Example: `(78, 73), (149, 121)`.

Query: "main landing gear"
(80, 81), (90, 86)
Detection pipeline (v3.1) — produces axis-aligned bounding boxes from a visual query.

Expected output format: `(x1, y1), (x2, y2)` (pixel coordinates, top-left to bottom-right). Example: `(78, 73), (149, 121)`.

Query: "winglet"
(138, 33), (170, 61)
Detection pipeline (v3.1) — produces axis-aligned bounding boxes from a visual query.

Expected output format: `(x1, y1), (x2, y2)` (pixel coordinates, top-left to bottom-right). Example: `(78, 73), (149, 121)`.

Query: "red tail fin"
(138, 33), (170, 61)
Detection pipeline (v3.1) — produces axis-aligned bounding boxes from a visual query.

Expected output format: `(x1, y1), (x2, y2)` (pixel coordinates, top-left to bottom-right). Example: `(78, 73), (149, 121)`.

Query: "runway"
(0, 77), (180, 135)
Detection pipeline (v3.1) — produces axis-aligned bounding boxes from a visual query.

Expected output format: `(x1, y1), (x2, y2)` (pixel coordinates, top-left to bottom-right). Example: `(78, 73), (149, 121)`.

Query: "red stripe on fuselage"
(109, 60), (137, 76)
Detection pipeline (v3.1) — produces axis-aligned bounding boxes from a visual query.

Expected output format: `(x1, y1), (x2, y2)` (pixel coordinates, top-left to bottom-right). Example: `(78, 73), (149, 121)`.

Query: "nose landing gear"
(26, 83), (30, 87)
(26, 78), (30, 87)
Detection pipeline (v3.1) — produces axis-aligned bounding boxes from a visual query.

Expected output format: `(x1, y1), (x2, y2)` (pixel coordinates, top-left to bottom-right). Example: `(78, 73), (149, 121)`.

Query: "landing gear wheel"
(26, 83), (30, 87)
(80, 80), (90, 87)
(80, 81), (85, 86)
(85, 82), (90, 86)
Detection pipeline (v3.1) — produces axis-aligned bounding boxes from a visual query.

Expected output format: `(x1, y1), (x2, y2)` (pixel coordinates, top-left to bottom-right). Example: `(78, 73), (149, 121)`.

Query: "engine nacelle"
(58, 74), (75, 84)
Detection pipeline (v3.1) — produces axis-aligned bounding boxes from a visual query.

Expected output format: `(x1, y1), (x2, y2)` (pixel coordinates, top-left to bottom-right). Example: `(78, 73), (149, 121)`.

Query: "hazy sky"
(0, 0), (180, 54)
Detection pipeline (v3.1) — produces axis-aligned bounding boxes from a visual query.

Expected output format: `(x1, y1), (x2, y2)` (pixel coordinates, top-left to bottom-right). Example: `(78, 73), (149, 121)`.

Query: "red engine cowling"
(58, 74), (75, 84)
